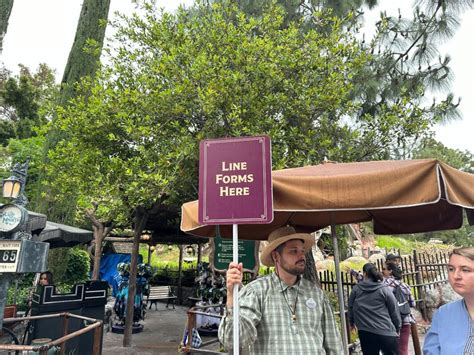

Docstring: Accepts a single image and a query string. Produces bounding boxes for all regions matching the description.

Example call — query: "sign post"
[199,136,273,354]
[0,161,49,329]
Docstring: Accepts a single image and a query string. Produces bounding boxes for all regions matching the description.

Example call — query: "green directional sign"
[212,234,258,273]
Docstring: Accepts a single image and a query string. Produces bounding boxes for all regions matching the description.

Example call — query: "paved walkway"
[102,302,221,355]
[102,303,188,354]
[102,302,425,354]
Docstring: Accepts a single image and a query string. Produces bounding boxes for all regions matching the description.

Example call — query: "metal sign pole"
[233,223,239,355]
[331,217,349,355]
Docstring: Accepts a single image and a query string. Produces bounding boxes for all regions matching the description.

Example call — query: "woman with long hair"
[349,263,401,355]
[39,271,53,286]
[424,247,474,354]
[383,262,415,355]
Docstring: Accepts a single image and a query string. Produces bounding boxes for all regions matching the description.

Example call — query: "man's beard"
[280,259,305,276]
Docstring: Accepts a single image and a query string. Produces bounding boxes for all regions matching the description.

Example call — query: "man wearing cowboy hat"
[218,226,343,354]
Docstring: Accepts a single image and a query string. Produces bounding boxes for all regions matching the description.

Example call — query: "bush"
[150,267,197,287]
[49,246,90,288]
[63,248,90,285]
[7,273,35,311]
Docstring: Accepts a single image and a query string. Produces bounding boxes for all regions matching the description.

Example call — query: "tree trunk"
[0,0,14,54]
[85,206,113,280]
[92,231,104,280]
[59,0,111,106]
[39,0,111,223]
[303,250,321,287]
[123,207,149,347]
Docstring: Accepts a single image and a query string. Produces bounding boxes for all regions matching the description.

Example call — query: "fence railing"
[318,249,450,320]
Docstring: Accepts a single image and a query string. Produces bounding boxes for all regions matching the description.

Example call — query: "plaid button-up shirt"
[218,273,343,354]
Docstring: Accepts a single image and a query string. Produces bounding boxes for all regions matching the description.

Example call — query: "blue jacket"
[423,299,472,355]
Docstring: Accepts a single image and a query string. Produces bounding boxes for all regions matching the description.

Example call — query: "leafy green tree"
[413,137,473,173]
[0,64,57,144]
[0,135,46,207]
[47,1,369,345]
[0,64,57,211]
[351,0,472,159]
[217,0,473,159]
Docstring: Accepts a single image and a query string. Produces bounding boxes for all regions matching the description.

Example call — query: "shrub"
[63,248,90,285]
[7,273,35,311]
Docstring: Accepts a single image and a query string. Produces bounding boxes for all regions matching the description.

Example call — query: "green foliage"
[41,0,472,233]
[45,0,369,227]
[150,266,196,287]
[6,273,35,311]
[63,248,90,284]
[0,135,46,207]
[259,266,274,275]
[413,137,474,173]
[7,286,30,312]
[349,0,473,158]
[0,64,58,142]
[59,0,111,106]
[0,64,58,212]
[48,247,90,287]
[375,235,419,254]
[211,0,473,159]
[318,226,349,259]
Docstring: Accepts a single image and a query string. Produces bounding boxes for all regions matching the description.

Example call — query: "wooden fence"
[318,249,450,319]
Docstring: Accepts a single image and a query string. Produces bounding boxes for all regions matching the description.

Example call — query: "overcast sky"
[2,0,473,153]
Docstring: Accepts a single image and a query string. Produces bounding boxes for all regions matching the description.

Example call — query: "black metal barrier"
[29,280,108,354]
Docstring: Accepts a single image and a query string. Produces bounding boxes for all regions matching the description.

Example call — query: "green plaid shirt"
[218,273,343,354]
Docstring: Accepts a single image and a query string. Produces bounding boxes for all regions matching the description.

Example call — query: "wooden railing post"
[59,313,69,355]
[413,250,428,320]
[92,322,103,355]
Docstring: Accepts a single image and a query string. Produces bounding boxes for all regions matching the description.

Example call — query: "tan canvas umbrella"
[181,159,474,353]
[182,159,473,238]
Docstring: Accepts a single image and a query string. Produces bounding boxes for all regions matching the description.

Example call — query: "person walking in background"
[349,263,401,355]
[423,247,474,355]
[383,262,415,355]
[386,253,402,267]
[218,226,343,354]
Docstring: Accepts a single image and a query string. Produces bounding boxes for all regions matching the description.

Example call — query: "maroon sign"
[199,136,273,225]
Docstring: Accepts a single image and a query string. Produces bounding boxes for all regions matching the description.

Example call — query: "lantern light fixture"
[2,176,22,199]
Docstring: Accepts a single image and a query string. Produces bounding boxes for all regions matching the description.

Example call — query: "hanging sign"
[0,240,21,272]
[198,135,273,225]
[0,204,27,233]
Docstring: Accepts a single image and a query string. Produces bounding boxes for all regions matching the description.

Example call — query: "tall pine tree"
[0,0,14,54]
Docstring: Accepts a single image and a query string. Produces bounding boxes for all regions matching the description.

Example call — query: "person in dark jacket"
[349,263,401,355]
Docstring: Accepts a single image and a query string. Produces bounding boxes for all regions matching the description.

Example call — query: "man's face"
[387,258,401,266]
[448,254,474,298]
[275,239,306,276]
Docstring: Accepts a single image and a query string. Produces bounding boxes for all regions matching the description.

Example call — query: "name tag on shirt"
[306,298,316,309]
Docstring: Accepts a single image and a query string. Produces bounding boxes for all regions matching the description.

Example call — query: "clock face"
[0,204,27,232]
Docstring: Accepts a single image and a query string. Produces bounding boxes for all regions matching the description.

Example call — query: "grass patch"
[375,235,419,254]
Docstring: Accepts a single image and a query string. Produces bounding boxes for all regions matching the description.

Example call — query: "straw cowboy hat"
[260,226,315,267]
